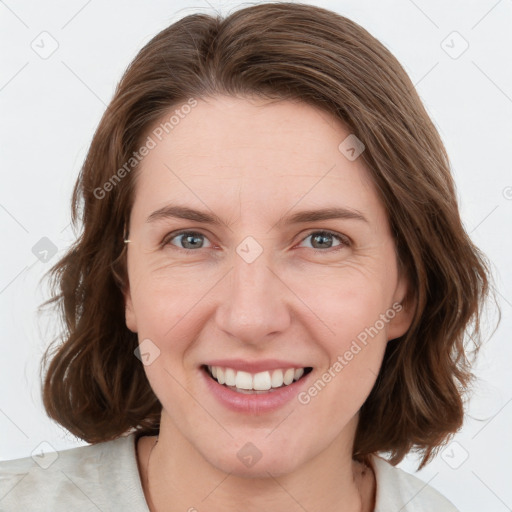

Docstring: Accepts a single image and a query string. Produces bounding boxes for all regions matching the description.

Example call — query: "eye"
[162,230,213,251]
[161,229,350,253]
[297,230,350,252]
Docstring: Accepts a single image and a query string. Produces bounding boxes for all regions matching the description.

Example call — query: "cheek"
[130,268,204,332]
[289,264,394,404]
[291,265,391,343]
[297,292,389,426]
[128,281,201,375]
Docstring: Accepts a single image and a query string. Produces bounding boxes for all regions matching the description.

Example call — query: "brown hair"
[39,1,497,469]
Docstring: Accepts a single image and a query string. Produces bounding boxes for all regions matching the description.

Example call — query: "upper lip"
[203,359,311,373]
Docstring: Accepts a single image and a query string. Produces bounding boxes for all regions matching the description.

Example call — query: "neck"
[137,414,375,512]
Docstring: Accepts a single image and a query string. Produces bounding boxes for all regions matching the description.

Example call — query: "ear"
[124,284,138,333]
[387,273,416,341]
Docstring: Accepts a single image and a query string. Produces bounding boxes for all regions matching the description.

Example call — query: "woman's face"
[125,95,413,476]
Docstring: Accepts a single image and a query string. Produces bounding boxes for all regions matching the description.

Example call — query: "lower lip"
[202,367,311,413]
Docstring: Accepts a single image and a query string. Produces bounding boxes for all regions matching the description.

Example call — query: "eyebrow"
[145,205,369,226]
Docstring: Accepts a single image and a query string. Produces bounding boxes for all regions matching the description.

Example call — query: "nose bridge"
[215,240,291,342]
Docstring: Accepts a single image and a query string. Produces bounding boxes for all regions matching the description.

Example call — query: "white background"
[1,1,511,510]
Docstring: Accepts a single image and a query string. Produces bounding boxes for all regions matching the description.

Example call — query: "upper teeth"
[208,366,305,391]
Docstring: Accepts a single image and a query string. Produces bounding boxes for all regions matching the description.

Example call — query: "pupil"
[183,233,202,249]
[313,233,332,249]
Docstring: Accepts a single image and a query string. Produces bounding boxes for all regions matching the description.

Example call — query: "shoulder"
[0,433,149,512]
[369,454,459,512]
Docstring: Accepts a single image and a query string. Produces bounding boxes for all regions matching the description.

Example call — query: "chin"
[202,441,306,478]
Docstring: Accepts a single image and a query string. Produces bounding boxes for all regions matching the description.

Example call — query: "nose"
[214,247,292,346]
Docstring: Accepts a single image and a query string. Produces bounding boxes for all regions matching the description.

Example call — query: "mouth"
[202,364,313,394]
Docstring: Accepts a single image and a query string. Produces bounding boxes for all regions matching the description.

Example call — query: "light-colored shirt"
[0,433,459,511]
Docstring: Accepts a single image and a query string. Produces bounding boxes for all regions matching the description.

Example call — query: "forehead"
[143,95,355,174]
[130,95,385,227]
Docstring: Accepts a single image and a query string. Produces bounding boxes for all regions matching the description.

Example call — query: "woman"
[0,2,494,511]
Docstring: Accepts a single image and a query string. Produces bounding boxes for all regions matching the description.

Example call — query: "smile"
[203,365,313,394]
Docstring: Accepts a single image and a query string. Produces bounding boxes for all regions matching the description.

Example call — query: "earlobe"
[387,277,416,341]
[387,298,415,341]
[124,288,138,333]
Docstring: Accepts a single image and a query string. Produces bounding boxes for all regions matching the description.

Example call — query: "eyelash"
[160,229,351,254]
